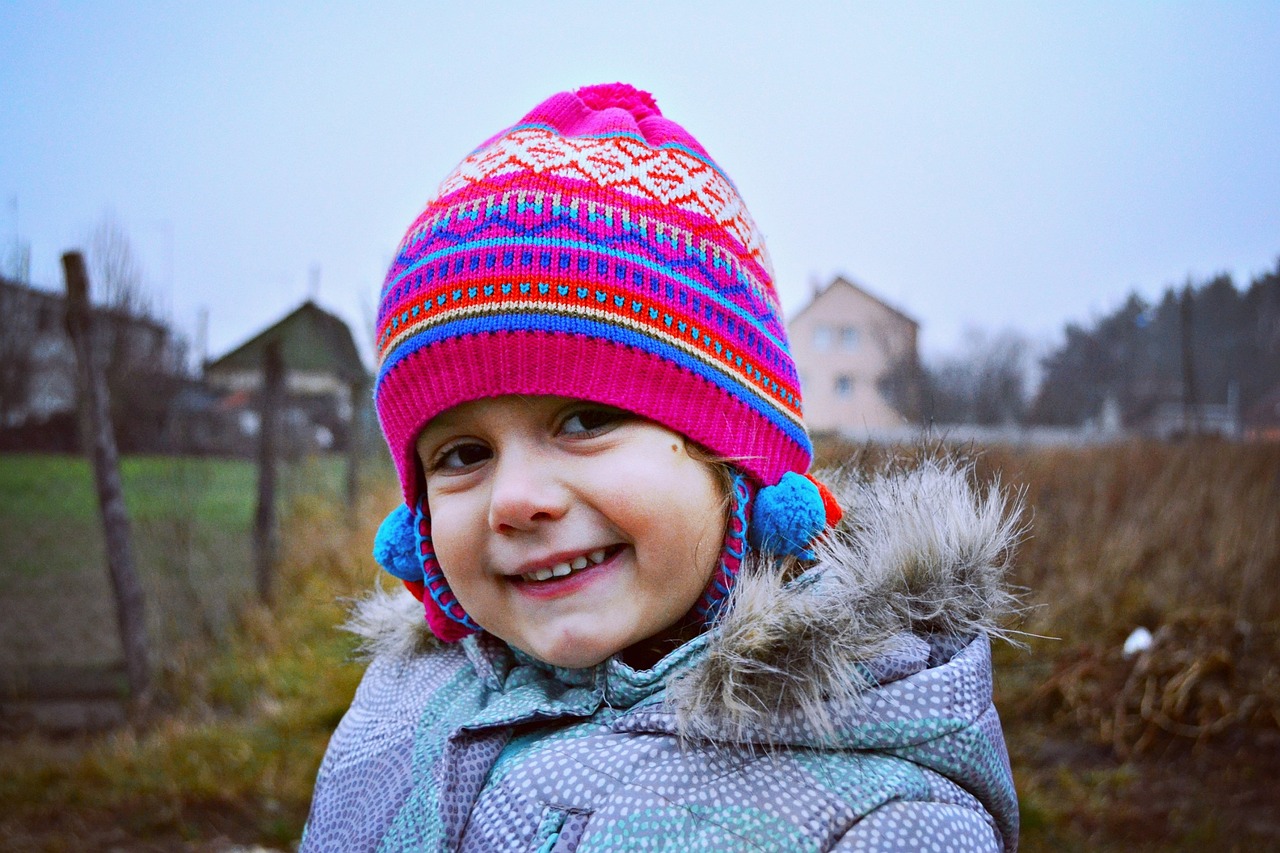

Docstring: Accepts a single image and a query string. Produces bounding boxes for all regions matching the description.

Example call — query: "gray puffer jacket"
[303,460,1022,852]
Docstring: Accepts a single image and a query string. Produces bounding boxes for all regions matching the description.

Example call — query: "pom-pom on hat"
[374,83,810,506]
[372,83,828,641]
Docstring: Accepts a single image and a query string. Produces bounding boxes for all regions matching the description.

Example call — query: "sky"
[3,2,1279,367]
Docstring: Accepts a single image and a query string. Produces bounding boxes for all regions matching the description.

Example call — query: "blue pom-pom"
[748,471,825,559]
[373,504,424,582]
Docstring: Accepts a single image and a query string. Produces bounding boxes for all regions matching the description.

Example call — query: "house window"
[834,374,854,397]
[813,325,832,351]
[840,326,860,350]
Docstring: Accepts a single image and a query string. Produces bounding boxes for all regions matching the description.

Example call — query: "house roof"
[1,275,170,334]
[206,300,368,383]
[790,276,919,328]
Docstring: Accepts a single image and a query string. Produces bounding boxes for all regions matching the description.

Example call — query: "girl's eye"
[432,442,491,471]
[560,406,627,437]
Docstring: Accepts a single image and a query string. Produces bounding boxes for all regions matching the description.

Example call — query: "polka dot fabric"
[301,630,1016,851]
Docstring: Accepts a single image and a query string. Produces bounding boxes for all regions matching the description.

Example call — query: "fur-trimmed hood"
[344,457,1022,744]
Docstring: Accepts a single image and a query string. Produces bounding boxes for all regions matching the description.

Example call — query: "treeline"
[906,261,1280,428]
[1030,262,1280,426]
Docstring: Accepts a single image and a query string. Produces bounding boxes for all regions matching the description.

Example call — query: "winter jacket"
[302,460,1022,852]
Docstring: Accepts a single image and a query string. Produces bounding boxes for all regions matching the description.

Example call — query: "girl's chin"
[514,631,621,670]
[524,647,612,670]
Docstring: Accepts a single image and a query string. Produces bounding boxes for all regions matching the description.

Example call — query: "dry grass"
[984,441,1280,849]
[974,441,1280,761]
[976,440,1280,637]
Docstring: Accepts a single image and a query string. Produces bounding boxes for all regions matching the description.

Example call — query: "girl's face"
[416,394,726,669]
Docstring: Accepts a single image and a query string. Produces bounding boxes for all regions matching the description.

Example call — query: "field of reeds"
[1,440,1278,850]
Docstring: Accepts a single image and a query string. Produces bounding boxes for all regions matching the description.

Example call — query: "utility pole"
[1180,285,1200,437]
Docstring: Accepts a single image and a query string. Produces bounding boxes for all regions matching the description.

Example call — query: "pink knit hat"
[372,83,824,642]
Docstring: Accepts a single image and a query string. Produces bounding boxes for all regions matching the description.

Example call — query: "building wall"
[1,281,78,426]
[788,279,919,432]
[1,278,187,449]
[203,368,354,422]
[205,366,348,397]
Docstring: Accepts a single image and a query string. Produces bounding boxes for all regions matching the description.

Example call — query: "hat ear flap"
[695,470,752,622]
[372,501,480,643]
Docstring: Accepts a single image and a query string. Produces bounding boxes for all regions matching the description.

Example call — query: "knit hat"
[372,83,836,642]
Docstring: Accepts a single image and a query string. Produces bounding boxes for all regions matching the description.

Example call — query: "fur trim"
[666,457,1024,742]
[343,583,438,661]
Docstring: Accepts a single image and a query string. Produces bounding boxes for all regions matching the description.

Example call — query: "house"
[0,276,185,451]
[787,276,921,433]
[204,300,370,452]
[0,277,77,430]
[1139,401,1241,441]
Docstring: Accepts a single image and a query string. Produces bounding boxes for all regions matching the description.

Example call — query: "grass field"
[0,453,347,667]
[1,442,1278,850]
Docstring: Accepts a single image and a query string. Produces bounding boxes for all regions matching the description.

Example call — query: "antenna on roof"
[196,306,209,376]
[308,264,321,301]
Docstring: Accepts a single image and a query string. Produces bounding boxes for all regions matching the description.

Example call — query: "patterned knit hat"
[373,83,836,642]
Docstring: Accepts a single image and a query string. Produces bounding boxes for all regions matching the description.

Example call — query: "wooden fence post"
[254,339,283,605]
[345,378,365,511]
[62,251,150,700]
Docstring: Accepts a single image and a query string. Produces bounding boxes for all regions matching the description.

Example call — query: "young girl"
[303,83,1020,852]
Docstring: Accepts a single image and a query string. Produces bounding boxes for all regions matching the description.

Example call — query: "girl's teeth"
[522,549,614,582]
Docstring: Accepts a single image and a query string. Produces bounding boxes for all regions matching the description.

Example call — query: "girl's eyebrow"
[417,414,468,452]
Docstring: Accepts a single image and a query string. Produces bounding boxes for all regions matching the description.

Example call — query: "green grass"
[0,454,258,577]
[0,452,351,667]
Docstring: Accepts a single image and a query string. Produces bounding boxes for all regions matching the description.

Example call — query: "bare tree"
[89,214,155,319]
[255,341,284,605]
[877,349,926,424]
[922,328,1032,426]
[84,213,188,451]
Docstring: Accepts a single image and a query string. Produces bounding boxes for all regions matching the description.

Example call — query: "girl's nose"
[487,449,569,533]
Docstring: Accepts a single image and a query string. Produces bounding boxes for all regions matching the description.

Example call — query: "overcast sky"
[4,2,1278,365]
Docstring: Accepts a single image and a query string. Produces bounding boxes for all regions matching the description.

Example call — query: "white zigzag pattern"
[435,128,774,276]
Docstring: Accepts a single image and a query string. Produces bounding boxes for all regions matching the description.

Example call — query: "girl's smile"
[511,543,622,588]
[416,394,726,669]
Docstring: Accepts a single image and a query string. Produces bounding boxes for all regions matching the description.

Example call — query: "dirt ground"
[1009,723,1280,851]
